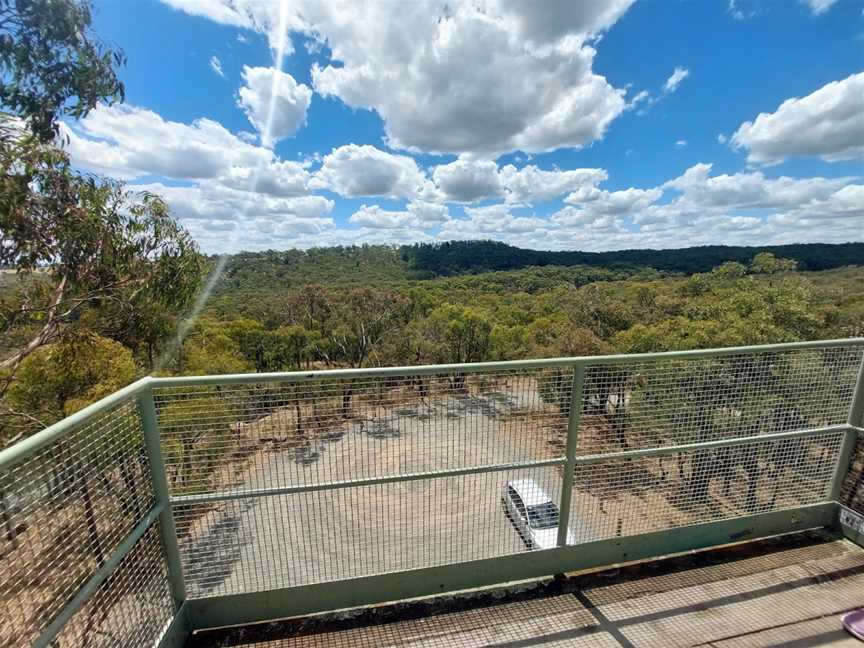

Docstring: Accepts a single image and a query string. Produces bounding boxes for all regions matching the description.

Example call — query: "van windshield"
[526,502,559,529]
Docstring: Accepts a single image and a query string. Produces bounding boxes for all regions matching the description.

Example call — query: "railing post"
[138,386,187,608]
[829,354,864,501]
[557,363,585,547]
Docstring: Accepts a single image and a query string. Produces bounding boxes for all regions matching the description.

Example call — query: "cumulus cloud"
[349,202,450,230]
[237,66,312,146]
[62,103,273,180]
[311,144,429,200]
[60,102,345,252]
[495,0,636,43]
[499,165,607,205]
[431,158,607,204]
[440,204,552,238]
[565,186,663,211]
[662,162,852,208]
[137,182,333,222]
[432,158,503,202]
[730,73,864,165]
[163,0,632,156]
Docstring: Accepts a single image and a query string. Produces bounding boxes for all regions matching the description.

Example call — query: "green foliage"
[0,155,205,375]
[0,0,203,397]
[613,265,825,353]
[401,240,864,276]
[173,317,252,376]
[0,0,125,142]
[215,245,410,292]
[2,333,135,442]
[159,393,237,493]
[419,305,493,364]
[750,252,797,274]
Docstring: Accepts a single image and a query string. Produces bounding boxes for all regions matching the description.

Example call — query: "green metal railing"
[1,339,863,647]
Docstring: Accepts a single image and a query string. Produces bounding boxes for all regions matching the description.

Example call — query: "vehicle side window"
[508,487,526,516]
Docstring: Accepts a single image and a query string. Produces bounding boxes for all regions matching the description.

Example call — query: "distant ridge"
[212,241,864,292]
[400,240,864,276]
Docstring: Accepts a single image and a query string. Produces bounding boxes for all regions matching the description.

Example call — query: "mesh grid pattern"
[52,523,175,647]
[174,466,563,597]
[0,399,156,647]
[568,430,845,543]
[153,368,572,497]
[576,346,863,455]
[152,344,862,600]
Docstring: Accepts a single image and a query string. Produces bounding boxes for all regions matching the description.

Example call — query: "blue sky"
[62,0,863,253]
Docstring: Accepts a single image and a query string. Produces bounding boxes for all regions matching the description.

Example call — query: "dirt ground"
[172,380,841,600]
[174,386,582,598]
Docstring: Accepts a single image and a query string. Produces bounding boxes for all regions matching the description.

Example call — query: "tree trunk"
[341,382,354,419]
[80,472,105,567]
[0,276,67,376]
[1,486,16,547]
[120,454,142,521]
[294,400,303,437]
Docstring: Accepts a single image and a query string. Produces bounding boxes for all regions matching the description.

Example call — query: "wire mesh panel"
[153,368,572,499]
[567,429,846,544]
[0,399,156,646]
[576,345,863,455]
[173,465,564,597]
[52,523,175,647]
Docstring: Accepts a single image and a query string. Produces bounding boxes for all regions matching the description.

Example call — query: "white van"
[502,479,575,549]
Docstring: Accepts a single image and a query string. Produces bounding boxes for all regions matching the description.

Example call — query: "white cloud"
[730,73,864,165]
[802,0,839,15]
[62,103,273,180]
[442,204,552,237]
[61,97,861,254]
[663,162,852,208]
[432,158,503,202]
[627,89,652,110]
[675,139,687,148]
[431,158,607,204]
[717,134,728,144]
[495,0,636,43]
[217,161,310,197]
[349,202,450,230]
[311,144,429,200]
[160,0,291,54]
[135,181,335,252]
[728,1,758,20]
[407,201,450,225]
[663,67,690,94]
[209,55,225,78]
[499,164,607,205]
[629,65,690,114]
[163,0,632,157]
[237,66,312,146]
[771,184,864,225]
[346,205,416,230]
[137,182,333,222]
[559,187,663,229]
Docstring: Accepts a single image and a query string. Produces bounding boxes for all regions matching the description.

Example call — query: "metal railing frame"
[1,338,863,647]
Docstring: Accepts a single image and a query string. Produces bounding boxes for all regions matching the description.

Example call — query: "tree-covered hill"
[213,241,864,291]
[400,240,864,276]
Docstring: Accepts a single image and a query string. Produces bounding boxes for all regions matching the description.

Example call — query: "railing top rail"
[0,376,152,470]
[148,337,864,388]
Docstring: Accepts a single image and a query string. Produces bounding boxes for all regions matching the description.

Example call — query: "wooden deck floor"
[187,531,864,648]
